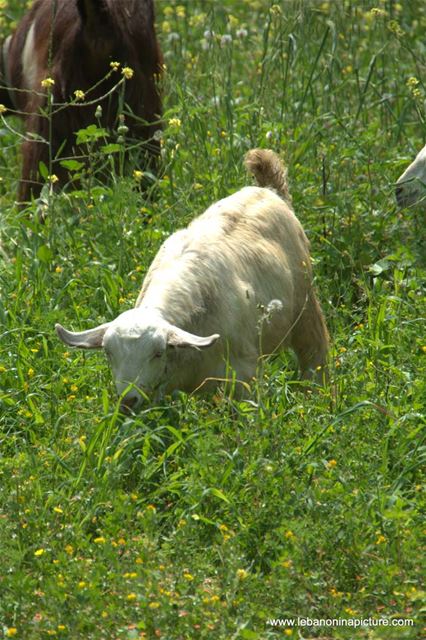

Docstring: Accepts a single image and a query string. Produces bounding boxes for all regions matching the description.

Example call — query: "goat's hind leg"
[290,291,329,385]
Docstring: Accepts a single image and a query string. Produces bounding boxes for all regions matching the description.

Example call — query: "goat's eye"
[152,351,163,359]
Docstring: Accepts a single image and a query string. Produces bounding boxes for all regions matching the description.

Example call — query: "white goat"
[56,149,329,411]
[396,144,426,208]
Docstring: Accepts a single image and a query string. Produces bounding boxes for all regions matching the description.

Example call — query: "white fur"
[396,144,426,208]
[21,22,38,90]
[56,152,329,411]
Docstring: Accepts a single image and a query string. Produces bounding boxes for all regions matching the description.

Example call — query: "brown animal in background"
[0,0,162,204]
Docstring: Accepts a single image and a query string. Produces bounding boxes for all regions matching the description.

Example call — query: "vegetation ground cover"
[0,1,424,638]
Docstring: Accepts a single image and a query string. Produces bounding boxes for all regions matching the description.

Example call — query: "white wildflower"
[220,34,233,47]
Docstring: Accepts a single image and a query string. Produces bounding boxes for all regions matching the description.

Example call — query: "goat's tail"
[244,148,292,205]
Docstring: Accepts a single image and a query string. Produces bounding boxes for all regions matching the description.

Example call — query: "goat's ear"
[55,323,110,349]
[167,327,220,350]
[77,0,109,26]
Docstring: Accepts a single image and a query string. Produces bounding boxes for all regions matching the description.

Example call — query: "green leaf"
[27,398,45,425]
[76,124,109,144]
[369,259,390,275]
[37,245,53,264]
[205,487,231,504]
[239,630,261,639]
[102,389,109,415]
[100,143,122,154]
[60,159,85,171]
[38,161,48,179]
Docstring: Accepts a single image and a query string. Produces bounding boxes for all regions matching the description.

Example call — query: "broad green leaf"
[37,245,53,263]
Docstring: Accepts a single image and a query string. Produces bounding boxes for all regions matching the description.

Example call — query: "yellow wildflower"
[122,66,134,80]
[6,629,18,638]
[406,77,422,98]
[93,536,106,544]
[48,174,59,183]
[236,569,249,580]
[388,19,404,37]
[0,104,7,114]
[110,61,120,71]
[34,548,45,557]
[133,170,144,181]
[127,593,137,601]
[370,7,387,18]
[407,77,419,90]
[168,117,181,128]
[41,77,55,88]
[327,459,337,469]
[74,89,85,101]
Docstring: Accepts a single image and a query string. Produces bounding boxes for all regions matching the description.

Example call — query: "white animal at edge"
[56,149,330,412]
[396,143,426,208]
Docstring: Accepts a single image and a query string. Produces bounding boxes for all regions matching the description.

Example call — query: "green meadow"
[0,1,424,638]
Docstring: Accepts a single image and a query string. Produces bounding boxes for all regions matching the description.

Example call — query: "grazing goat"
[0,0,162,204]
[396,144,426,208]
[56,149,330,411]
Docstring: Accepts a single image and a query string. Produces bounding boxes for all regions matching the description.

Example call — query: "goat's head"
[56,309,220,411]
[396,144,426,209]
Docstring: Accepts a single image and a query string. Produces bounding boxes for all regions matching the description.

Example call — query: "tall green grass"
[0,1,424,638]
